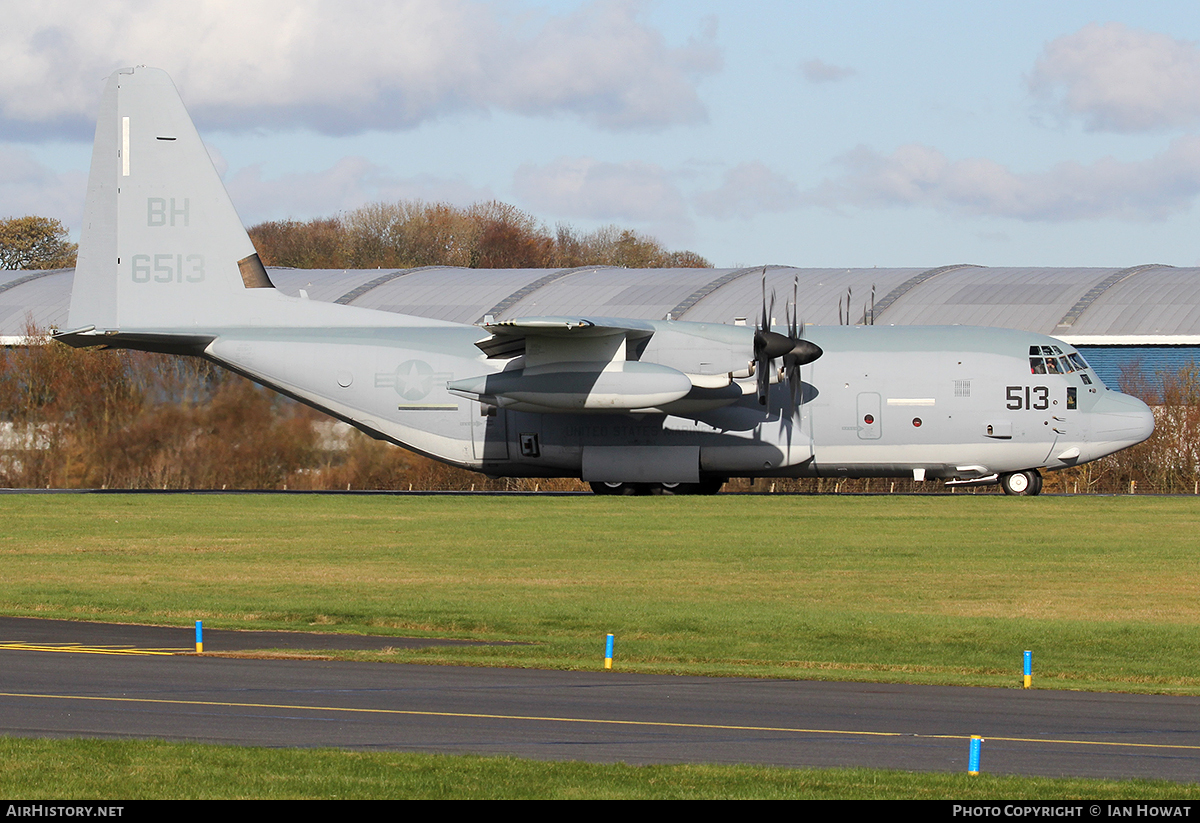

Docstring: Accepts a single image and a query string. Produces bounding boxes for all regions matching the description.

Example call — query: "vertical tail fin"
[68,67,270,333]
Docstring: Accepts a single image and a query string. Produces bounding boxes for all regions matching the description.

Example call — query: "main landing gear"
[999,469,1043,496]
[589,481,725,496]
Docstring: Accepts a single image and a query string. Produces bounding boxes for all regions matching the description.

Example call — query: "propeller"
[752,270,823,407]
[781,276,822,410]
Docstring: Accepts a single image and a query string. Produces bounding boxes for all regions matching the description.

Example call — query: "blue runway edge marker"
[969,736,982,774]
[1024,650,1032,689]
[604,633,614,670]
[195,621,203,654]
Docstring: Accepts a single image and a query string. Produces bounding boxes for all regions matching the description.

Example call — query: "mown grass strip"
[2,737,1197,799]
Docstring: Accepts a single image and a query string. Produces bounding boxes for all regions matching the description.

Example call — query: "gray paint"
[51,68,1155,493]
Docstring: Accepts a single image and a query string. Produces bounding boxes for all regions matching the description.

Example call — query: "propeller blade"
[759,269,770,333]
[790,276,799,339]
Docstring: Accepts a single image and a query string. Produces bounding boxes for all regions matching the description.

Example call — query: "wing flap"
[475,316,654,360]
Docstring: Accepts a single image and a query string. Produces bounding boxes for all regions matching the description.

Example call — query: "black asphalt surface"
[1,619,1198,782]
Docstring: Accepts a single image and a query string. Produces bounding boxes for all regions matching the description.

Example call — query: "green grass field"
[1,493,1198,691]
[4,492,1199,798]
[3,737,1197,800]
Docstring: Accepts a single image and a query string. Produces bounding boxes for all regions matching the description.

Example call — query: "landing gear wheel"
[591,481,725,496]
[590,481,632,496]
[658,481,726,495]
[1000,469,1042,496]
[589,482,654,496]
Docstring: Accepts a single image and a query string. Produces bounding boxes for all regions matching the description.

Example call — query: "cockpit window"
[1028,346,1095,381]
[1064,350,1096,385]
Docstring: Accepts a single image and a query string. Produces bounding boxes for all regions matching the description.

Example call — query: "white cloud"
[1029,22,1200,133]
[811,137,1200,222]
[693,162,800,219]
[0,145,87,227]
[513,156,686,221]
[801,59,856,84]
[223,157,492,224]
[496,2,719,129]
[512,155,692,241]
[0,0,720,139]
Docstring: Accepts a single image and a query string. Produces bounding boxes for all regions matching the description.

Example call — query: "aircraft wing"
[456,315,750,413]
[475,316,655,359]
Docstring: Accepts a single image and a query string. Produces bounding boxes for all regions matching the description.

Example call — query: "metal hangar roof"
[3,263,1198,346]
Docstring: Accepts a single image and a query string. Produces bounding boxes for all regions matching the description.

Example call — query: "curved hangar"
[5,262,1198,388]
[4,262,1168,495]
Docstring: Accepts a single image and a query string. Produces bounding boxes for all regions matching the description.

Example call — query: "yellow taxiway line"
[0,642,180,656]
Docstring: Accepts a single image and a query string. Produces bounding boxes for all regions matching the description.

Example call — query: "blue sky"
[4,0,1200,268]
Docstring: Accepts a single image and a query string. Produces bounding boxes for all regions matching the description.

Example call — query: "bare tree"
[0,216,77,270]
[246,200,711,271]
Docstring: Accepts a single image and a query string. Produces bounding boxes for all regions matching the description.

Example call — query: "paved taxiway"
[2,619,1198,782]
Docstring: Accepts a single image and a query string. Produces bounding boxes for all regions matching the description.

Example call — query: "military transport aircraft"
[56,67,1155,495]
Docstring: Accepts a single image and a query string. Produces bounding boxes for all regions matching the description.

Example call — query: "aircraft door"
[857,393,881,440]
[471,403,509,460]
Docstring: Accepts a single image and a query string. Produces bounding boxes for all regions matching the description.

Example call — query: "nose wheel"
[1000,469,1042,496]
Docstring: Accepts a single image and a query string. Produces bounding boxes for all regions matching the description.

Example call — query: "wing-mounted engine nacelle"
[448,361,692,413]
[455,316,757,415]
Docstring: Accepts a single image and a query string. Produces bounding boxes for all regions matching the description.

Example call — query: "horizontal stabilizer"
[54,327,215,355]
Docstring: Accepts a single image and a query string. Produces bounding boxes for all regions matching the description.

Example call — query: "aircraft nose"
[1092,390,1155,445]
